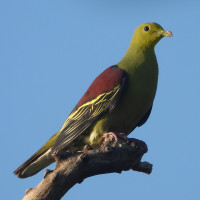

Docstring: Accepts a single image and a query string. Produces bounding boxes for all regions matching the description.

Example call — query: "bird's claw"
[102,132,128,144]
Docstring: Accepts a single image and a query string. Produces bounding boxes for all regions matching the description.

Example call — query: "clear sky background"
[1,1,200,199]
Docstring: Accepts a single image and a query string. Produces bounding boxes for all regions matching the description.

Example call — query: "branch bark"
[22,136,152,200]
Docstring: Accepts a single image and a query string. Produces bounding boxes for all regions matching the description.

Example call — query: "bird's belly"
[105,87,154,133]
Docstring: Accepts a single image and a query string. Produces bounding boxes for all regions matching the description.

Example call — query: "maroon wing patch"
[52,65,128,153]
[77,65,126,107]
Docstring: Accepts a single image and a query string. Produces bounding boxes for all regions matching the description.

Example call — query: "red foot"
[102,132,128,142]
[102,132,118,141]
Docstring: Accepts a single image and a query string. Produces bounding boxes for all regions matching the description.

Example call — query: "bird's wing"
[52,65,128,153]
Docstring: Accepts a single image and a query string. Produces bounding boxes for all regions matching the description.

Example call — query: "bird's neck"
[117,41,156,74]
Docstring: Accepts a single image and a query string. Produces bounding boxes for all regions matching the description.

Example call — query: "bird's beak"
[161,30,173,37]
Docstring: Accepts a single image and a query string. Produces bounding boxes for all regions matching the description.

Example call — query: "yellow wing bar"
[52,85,121,153]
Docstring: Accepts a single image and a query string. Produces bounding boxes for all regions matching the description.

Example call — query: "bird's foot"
[102,132,118,142]
[102,132,128,144]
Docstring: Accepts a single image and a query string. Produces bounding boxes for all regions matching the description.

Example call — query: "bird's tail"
[14,131,60,178]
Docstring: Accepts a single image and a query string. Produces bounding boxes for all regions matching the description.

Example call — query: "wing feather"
[52,66,128,153]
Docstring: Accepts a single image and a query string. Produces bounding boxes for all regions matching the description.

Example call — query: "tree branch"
[22,136,152,200]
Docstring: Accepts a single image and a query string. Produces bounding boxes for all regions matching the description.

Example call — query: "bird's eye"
[144,26,149,32]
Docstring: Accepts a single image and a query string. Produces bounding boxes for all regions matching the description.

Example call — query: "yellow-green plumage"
[87,23,171,146]
[14,22,172,178]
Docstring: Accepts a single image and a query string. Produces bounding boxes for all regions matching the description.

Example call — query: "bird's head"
[132,22,173,49]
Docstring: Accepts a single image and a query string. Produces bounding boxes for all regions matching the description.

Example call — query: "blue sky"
[1,1,200,199]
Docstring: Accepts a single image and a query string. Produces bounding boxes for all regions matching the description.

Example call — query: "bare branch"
[22,136,152,200]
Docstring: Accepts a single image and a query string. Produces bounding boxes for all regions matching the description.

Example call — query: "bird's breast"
[114,63,158,129]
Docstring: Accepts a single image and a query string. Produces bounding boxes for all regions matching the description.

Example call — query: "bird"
[14,22,172,178]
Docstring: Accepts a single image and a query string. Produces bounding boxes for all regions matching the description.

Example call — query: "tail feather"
[14,131,60,178]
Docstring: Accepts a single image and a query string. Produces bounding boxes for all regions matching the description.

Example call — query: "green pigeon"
[14,22,172,178]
